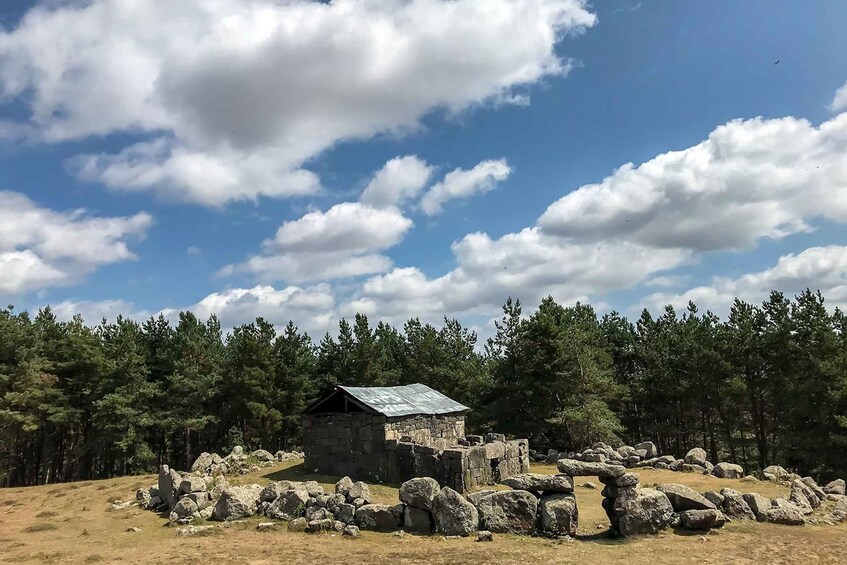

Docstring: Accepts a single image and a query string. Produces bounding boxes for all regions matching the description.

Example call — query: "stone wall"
[302,412,526,492]
[384,414,465,449]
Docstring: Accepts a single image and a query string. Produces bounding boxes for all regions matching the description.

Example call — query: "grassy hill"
[1,460,845,564]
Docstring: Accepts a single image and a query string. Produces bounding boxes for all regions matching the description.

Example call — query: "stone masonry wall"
[303,413,389,480]
[384,414,465,450]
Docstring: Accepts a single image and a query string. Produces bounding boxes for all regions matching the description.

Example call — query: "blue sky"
[1,0,846,338]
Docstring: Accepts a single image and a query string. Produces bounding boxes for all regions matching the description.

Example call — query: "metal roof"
[307,383,469,417]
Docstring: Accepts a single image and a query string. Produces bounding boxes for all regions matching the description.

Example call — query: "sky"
[0,0,846,340]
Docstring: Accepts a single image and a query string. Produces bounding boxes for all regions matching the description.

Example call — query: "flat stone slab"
[501,473,573,493]
[556,459,626,478]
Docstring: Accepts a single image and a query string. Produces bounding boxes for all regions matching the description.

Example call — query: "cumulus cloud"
[420,159,512,215]
[832,81,847,112]
[360,155,433,208]
[0,0,596,205]
[162,284,337,336]
[343,228,688,323]
[645,246,847,315]
[538,113,847,251]
[0,191,151,294]
[223,202,413,283]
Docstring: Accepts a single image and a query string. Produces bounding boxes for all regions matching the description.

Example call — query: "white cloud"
[48,299,152,325]
[344,228,688,324]
[0,0,596,205]
[420,158,512,215]
[224,202,413,283]
[0,190,152,294]
[645,246,847,315]
[360,155,433,208]
[163,284,337,337]
[832,81,847,112]
[538,113,847,251]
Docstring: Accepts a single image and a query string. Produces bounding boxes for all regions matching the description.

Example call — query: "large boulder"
[355,504,400,531]
[251,449,275,462]
[742,492,771,521]
[190,452,223,474]
[831,497,847,522]
[403,505,433,534]
[824,479,846,495]
[613,488,674,536]
[656,484,716,512]
[266,487,309,520]
[684,448,707,467]
[712,462,744,479]
[335,476,354,497]
[801,477,827,502]
[634,441,658,459]
[678,509,726,530]
[763,465,790,481]
[169,497,199,524]
[347,482,372,504]
[212,484,262,521]
[720,488,756,520]
[431,487,479,537]
[476,490,538,535]
[157,465,181,510]
[539,493,578,536]
[501,473,574,493]
[556,459,626,478]
[790,479,821,509]
[466,490,496,508]
[336,503,356,524]
[178,476,207,496]
[259,481,290,503]
[399,477,441,511]
[762,501,805,525]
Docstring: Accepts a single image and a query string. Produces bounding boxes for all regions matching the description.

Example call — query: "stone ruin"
[124,439,847,539]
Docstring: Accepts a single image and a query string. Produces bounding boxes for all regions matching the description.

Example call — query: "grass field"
[1,460,845,564]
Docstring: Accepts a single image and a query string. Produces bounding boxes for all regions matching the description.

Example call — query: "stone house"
[302,383,530,491]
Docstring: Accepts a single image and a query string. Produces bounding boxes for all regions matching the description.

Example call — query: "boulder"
[431,487,479,537]
[251,449,275,462]
[307,518,334,533]
[266,487,309,520]
[403,505,433,534]
[178,476,207,495]
[501,473,574,493]
[341,524,360,537]
[477,530,494,542]
[678,509,726,530]
[656,484,716,512]
[703,490,724,508]
[556,459,626,478]
[600,472,639,487]
[801,477,827,501]
[712,462,744,479]
[158,465,180,510]
[169,498,199,524]
[288,517,308,532]
[259,481,290,503]
[720,488,756,520]
[355,504,400,531]
[347,481,371,504]
[684,448,708,467]
[831,497,847,522]
[634,441,658,458]
[618,446,636,458]
[762,504,806,525]
[763,465,790,481]
[467,490,496,507]
[790,479,821,509]
[335,476,354,497]
[613,488,674,536]
[136,488,152,509]
[211,484,261,521]
[539,492,578,536]
[476,490,538,535]
[190,452,223,474]
[399,477,441,511]
[824,479,846,496]
[334,502,356,524]
[742,492,771,521]
[680,464,706,474]
[304,481,325,497]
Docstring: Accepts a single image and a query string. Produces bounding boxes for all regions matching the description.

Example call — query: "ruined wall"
[303,412,528,492]
[302,413,389,480]
[384,413,465,450]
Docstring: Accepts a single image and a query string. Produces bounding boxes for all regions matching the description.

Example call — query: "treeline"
[1,289,846,487]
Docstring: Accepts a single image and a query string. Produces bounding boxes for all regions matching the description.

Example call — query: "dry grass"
[0,459,845,564]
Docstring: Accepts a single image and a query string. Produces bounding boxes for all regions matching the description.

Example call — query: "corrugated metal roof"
[338,383,469,417]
